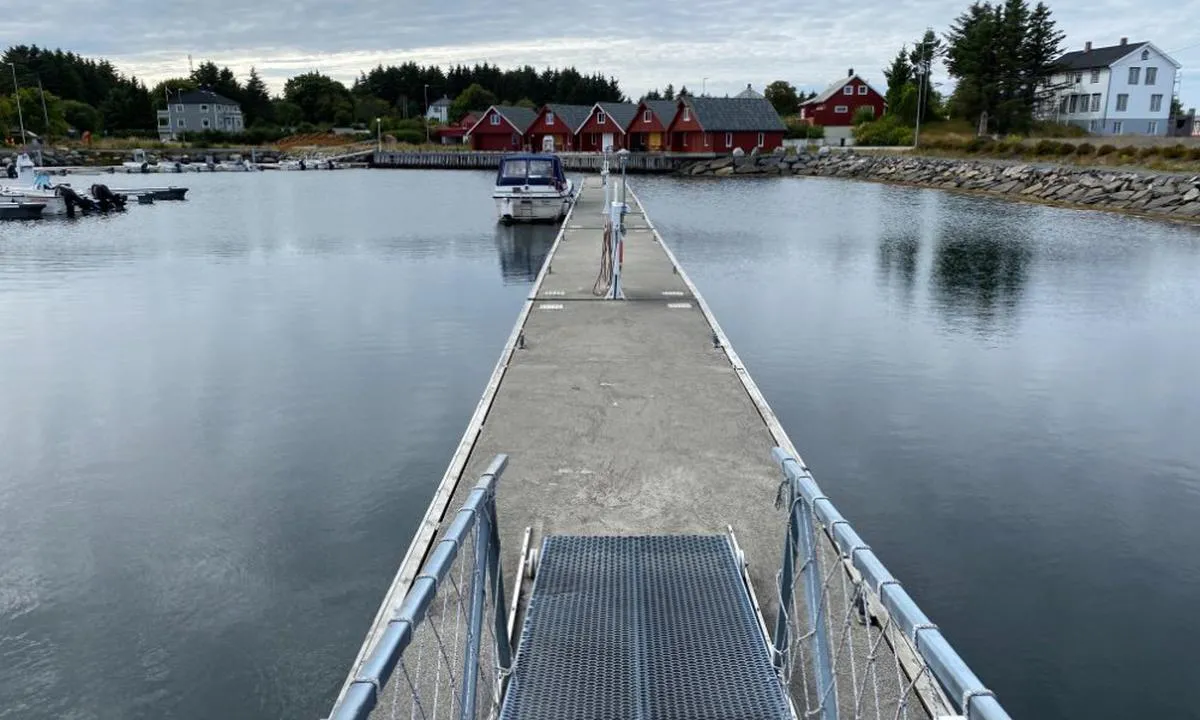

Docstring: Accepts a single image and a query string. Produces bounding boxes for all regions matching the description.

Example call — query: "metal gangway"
[327,453,1010,720]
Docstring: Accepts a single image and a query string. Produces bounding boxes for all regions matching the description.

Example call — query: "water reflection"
[494,224,558,283]
[876,232,921,303]
[930,199,1033,335]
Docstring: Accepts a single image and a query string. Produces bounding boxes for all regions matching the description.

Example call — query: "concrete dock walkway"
[333,175,945,720]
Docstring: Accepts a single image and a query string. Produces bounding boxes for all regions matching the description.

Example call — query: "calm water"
[1,170,1198,719]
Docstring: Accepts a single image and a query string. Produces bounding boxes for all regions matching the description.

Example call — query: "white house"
[426,96,452,123]
[1043,38,1181,136]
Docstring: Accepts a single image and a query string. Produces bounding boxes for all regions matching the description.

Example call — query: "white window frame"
[834,104,849,113]
[177,118,186,128]
[682,107,690,121]
[857,85,868,95]
[200,104,208,111]
[597,110,606,124]
[1148,120,1159,134]
[725,132,733,147]
[757,132,764,147]
[1145,67,1157,85]
[843,85,854,95]
[202,118,210,128]
[704,132,709,147]
[489,113,500,126]
[1112,120,1123,134]
[1088,119,1098,132]
[643,109,651,122]
[1116,94,1129,112]
[1128,67,1140,85]
[1150,94,1163,113]
[546,111,555,125]
[1091,93,1101,112]
[1068,95,1078,113]
[176,104,184,112]
[1090,69,1101,83]
[1141,49,1150,60]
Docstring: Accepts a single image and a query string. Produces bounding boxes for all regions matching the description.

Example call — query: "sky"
[4,0,1200,109]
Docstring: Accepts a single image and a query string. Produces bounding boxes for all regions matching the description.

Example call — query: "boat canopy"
[495,153,566,187]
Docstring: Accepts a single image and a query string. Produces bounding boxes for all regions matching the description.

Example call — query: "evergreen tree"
[663,84,675,100]
[242,67,272,125]
[883,47,913,116]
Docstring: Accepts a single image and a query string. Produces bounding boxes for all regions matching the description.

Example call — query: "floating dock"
[326,176,1010,720]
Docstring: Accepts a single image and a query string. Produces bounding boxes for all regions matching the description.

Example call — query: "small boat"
[0,200,45,220]
[121,149,160,173]
[0,154,69,215]
[493,153,575,224]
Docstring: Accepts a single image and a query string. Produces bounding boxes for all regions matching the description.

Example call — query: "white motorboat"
[0,154,68,215]
[121,148,161,173]
[493,153,575,224]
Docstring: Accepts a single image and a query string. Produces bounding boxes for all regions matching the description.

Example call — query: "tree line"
[2,46,627,140]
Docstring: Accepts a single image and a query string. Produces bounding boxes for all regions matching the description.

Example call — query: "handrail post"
[772,449,837,720]
[459,488,490,720]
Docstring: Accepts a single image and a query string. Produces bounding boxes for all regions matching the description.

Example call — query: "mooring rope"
[592,215,614,296]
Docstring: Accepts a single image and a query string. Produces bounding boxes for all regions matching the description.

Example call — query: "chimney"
[848,68,854,77]
[1120,37,1128,45]
[1085,41,1092,51]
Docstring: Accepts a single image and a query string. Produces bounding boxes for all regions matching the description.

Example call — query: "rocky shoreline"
[1,147,282,167]
[680,151,1200,222]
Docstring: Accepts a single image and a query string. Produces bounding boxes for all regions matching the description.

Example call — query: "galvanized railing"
[332,455,512,720]
[771,447,1011,720]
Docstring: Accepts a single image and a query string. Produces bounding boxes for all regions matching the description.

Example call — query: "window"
[177,118,186,128]
[1068,95,1078,113]
[704,133,709,147]
[546,111,555,125]
[1088,119,1099,132]
[725,132,733,147]
[1059,96,1069,113]
[597,111,606,124]
[1150,94,1163,112]
[1116,94,1128,111]
[1128,67,1140,84]
[1112,120,1123,134]
[1091,69,1101,83]
[757,132,765,147]
[843,85,854,95]
[643,109,651,122]
[860,105,876,118]
[1091,93,1102,112]
[489,113,500,125]
[1145,67,1157,85]
[682,107,690,121]
[1141,49,1150,60]
[857,85,868,95]
[834,105,849,113]
[176,104,184,112]
[200,104,208,111]
[1073,72,1083,83]
[158,116,170,127]
[1148,120,1159,134]
[202,119,210,128]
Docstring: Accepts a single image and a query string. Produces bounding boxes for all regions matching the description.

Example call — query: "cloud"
[10,0,1200,107]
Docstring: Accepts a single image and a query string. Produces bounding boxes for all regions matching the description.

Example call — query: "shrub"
[1033,139,1061,156]
[1138,147,1159,160]
[1117,145,1138,158]
[391,129,426,145]
[1161,144,1187,159]
[1074,142,1095,156]
[964,136,994,153]
[853,116,914,146]
[1057,142,1076,156]
[1097,144,1117,156]
[852,107,876,126]
[1189,147,1200,161]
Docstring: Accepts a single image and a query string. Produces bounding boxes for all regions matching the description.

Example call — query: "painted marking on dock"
[667,302,694,309]
[661,291,686,296]
[544,290,566,296]
[539,303,565,310]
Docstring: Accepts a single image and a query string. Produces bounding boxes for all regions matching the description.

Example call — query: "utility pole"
[913,27,932,148]
[424,84,430,144]
[703,77,709,96]
[7,62,26,146]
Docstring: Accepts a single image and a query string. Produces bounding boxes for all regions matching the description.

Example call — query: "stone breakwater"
[1,148,282,167]
[680,152,1200,221]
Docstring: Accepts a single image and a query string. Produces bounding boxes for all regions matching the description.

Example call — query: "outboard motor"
[4,163,15,179]
[90,183,127,212]
[298,158,306,171]
[56,185,96,218]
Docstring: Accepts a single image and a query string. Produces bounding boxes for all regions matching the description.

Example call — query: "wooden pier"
[370,150,711,173]
[328,177,1009,720]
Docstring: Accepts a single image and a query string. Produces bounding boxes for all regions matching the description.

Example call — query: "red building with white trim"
[799,69,887,127]
[575,102,639,152]
[524,104,593,152]
[466,105,538,151]
[625,100,679,152]
[666,96,786,153]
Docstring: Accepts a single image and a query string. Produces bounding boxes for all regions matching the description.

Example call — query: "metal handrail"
[331,454,512,720]
[771,447,1012,720]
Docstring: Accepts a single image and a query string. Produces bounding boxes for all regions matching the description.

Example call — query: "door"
[602,133,614,152]
[649,132,662,151]
[542,135,555,152]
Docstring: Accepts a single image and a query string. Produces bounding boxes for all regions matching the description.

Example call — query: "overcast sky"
[5,0,1199,109]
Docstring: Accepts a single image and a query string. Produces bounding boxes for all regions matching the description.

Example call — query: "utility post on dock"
[605,149,630,300]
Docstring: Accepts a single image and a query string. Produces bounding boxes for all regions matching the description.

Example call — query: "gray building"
[157,88,245,139]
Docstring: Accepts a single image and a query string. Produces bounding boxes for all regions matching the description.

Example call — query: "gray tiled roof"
[1056,42,1147,70]
[494,105,539,133]
[735,84,764,99]
[596,102,639,131]
[173,88,240,107]
[684,97,786,132]
[646,100,680,125]
[543,104,593,131]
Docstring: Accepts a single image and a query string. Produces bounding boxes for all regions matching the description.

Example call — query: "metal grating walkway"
[499,535,792,720]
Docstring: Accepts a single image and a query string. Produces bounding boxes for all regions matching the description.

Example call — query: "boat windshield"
[497,156,562,186]
[500,160,528,180]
